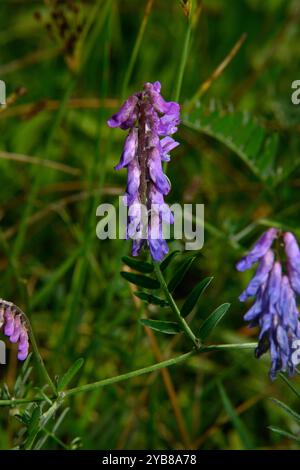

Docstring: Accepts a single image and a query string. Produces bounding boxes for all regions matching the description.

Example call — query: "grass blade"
[218,381,253,449]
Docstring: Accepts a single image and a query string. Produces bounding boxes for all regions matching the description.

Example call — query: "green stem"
[121,0,154,100]
[153,261,201,349]
[0,396,45,406]
[22,312,57,397]
[64,351,194,398]
[173,21,192,103]
[0,343,257,406]
[64,343,257,398]
[163,2,196,173]
[200,343,257,353]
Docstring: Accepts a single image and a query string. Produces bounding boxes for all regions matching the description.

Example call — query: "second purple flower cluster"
[237,228,300,379]
[0,300,29,360]
[107,81,180,261]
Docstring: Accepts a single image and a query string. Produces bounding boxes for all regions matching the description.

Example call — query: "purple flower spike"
[237,229,300,379]
[268,274,300,379]
[236,228,278,272]
[0,300,30,361]
[254,263,300,379]
[108,81,180,261]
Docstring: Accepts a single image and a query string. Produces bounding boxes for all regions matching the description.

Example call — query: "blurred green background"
[0,0,300,450]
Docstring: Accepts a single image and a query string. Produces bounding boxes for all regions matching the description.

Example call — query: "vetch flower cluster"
[237,228,300,379]
[107,81,180,261]
[0,299,29,360]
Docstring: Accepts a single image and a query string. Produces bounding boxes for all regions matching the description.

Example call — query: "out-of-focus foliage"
[0,0,300,450]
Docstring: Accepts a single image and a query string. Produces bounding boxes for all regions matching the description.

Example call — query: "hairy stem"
[63,343,256,398]
[0,343,257,406]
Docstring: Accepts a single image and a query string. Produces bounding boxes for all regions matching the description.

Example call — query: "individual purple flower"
[236,228,278,272]
[125,159,141,205]
[284,232,300,295]
[158,112,180,136]
[239,250,274,302]
[148,183,174,225]
[243,282,266,324]
[148,147,170,195]
[127,196,147,240]
[4,307,15,336]
[108,81,180,261]
[107,95,139,129]
[0,299,29,361]
[237,229,300,379]
[114,128,138,170]
[18,330,29,361]
[160,137,179,162]
[148,211,169,261]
